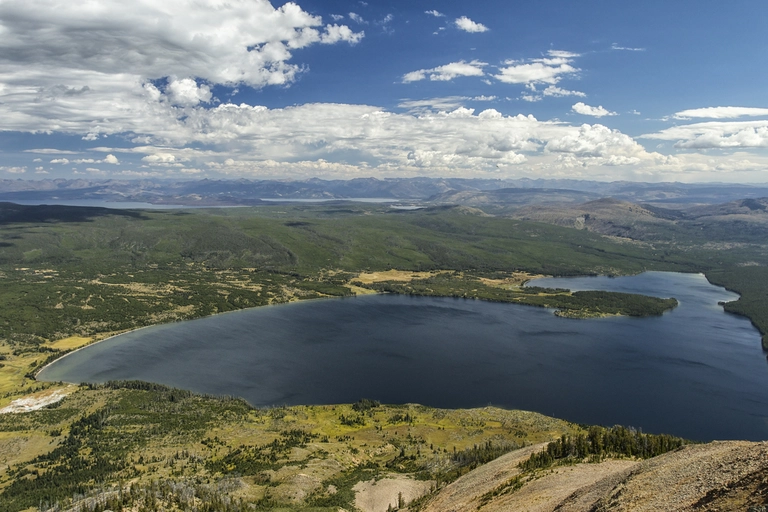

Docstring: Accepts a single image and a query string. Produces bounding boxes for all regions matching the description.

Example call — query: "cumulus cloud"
[572,102,617,117]
[546,124,643,159]
[642,120,768,149]
[672,106,768,119]
[425,10,445,17]
[495,50,579,85]
[522,84,586,102]
[166,78,213,107]
[455,16,488,33]
[0,166,27,174]
[13,95,743,180]
[542,85,586,98]
[0,0,363,95]
[402,60,486,83]
[116,103,673,177]
[321,25,365,44]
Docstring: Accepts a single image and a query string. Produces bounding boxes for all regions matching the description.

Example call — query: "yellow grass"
[346,284,378,295]
[354,270,445,284]
[45,336,93,351]
[0,352,45,400]
[478,271,547,288]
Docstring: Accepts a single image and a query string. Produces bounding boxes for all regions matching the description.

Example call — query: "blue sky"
[0,0,767,182]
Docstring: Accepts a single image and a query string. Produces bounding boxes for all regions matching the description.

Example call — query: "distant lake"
[39,272,768,441]
[7,199,211,209]
[7,198,399,208]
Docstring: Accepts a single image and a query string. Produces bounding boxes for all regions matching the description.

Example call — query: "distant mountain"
[2,177,768,206]
[507,196,768,243]
[428,187,601,208]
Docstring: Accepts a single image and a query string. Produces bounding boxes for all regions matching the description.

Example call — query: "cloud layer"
[0,0,363,89]
[0,1,764,183]
[673,107,768,119]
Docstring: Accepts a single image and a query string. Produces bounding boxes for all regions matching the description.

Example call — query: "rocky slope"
[421,441,768,512]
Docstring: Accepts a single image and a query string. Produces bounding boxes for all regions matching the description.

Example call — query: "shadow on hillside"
[0,202,145,225]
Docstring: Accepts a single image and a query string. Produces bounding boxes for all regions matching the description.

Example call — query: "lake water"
[7,199,207,209]
[38,271,768,441]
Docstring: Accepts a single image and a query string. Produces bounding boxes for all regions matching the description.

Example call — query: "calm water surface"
[39,271,768,441]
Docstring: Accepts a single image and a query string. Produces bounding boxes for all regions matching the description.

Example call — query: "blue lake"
[38,271,768,441]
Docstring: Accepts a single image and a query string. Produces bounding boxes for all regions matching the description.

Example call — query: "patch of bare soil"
[354,475,434,512]
[483,460,636,512]
[0,385,75,413]
[422,443,548,512]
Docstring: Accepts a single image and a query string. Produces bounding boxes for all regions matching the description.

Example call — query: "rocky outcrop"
[422,441,768,512]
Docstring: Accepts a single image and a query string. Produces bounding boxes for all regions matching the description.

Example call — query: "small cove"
[39,271,768,441]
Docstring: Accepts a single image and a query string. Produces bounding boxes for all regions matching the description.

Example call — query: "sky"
[0,0,767,183]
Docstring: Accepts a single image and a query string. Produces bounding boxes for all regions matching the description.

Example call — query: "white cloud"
[50,158,70,164]
[23,149,79,155]
[330,14,344,21]
[0,166,26,174]
[545,124,644,159]
[104,154,119,164]
[572,102,617,117]
[166,78,212,107]
[142,153,177,164]
[321,25,365,44]
[495,50,580,85]
[611,44,645,51]
[455,16,488,33]
[402,60,486,83]
[672,106,768,120]
[542,85,586,98]
[349,12,367,24]
[425,10,445,17]
[398,95,498,111]
[522,85,586,102]
[642,120,768,149]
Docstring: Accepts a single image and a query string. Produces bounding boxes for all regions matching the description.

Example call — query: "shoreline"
[34,290,377,381]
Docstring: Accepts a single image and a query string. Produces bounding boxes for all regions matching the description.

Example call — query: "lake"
[38,271,768,441]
